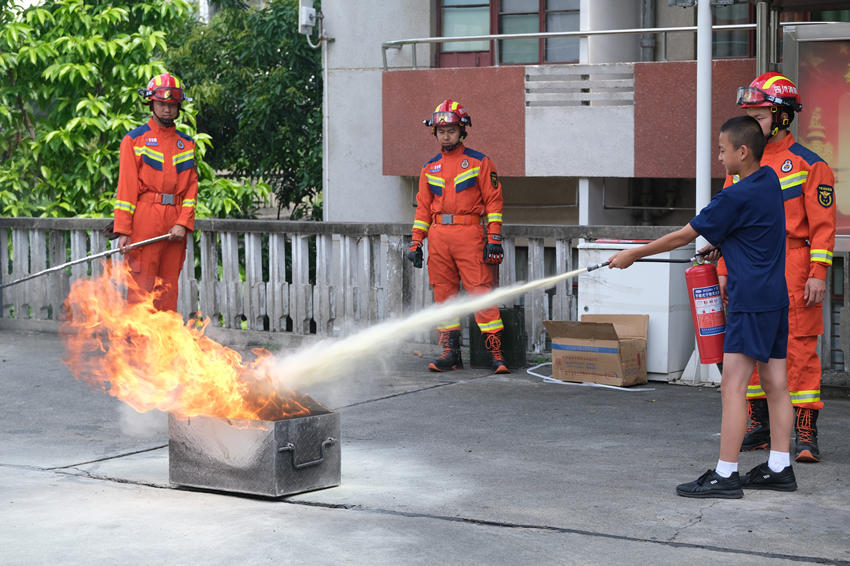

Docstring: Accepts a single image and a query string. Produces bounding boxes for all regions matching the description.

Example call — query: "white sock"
[715,459,738,478]
[768,450,790,473]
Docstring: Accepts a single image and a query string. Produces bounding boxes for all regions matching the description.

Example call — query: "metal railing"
[381,21,836,71]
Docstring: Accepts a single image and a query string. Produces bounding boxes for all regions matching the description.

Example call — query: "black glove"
[407,241,423,268]
[483,234,504,265]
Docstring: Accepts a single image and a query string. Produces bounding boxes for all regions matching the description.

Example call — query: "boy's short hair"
[720,115,767,161]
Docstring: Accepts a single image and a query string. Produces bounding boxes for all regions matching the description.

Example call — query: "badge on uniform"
[781,159,793,173]
[461,159,469,169]
[430,164,442,173]
[490,172,499,188]
[146,138,158,146]
[177,139,184,149]
[818,184,834,208]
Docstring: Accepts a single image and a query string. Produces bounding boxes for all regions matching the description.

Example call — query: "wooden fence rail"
[1,217,845,368]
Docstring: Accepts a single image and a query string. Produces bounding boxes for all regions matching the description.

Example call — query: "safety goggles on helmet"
[139,86,192,104]
[423,110,471,128]
[736,86,801,111]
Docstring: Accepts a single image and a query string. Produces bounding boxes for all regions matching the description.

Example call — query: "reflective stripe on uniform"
[790,389,821,404]
[810,248,833,265]
[478,318,504,333]
[413,219,430,232]
[746,385,765,399]
[454,167,480,192]
[438,320,461,331]
[181,198,196,209]
[487,212,502,223]
[114,200,136,214]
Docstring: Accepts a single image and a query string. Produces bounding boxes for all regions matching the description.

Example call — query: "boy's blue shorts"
[723,308,788,363]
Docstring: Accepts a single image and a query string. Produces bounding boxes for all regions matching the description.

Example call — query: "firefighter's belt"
[139,192,181,206]
[433,213,481,226]
[787,238,809,249]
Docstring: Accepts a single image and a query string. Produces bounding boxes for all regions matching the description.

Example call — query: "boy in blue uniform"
[608,116,796,498]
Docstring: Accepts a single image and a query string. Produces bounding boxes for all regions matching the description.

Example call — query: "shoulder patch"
[817,184,834,208]
[126,123,151,140]
[463,147,486,161]
[490,171,499,188]
[789,143,825,166]
[423,153,442,168]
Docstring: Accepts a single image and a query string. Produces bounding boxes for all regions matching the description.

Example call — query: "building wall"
[321,0,431,223]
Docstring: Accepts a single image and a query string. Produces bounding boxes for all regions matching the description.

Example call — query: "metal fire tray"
[168,407,340,498]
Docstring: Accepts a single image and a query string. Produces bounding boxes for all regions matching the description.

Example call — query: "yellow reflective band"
[487,213,502,223]
[425,174,445,187]
[790,390,820,404]
[114,200,136,214]
[154,75,162,86]
[810,249,833,265]
[779,171,807,189]
[173,149,194,165]
[454,167,480,185]
[451,101,459,111]
[438,321,461,331]
[762,74,786,89]
[413,220,430,231]
[134,146,164,162]
[746,385,765,399]
[478,319,504,332]
[181,199,196,208]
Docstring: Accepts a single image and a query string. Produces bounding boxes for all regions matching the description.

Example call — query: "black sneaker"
[741,462,797,491]
[676,469,743,499]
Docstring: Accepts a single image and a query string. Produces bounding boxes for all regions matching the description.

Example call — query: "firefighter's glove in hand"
[483,234,504,265]
[407,241,424,268]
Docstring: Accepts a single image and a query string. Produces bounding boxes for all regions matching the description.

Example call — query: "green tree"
[0,0,267,218]
[166,0,323,219]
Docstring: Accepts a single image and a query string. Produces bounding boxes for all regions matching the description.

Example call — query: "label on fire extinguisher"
[692,285,726,336]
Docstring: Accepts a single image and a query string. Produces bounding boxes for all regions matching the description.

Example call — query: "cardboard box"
[543,314,649,387]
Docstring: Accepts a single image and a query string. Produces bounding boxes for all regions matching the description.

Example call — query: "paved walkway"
[1,327,849,565]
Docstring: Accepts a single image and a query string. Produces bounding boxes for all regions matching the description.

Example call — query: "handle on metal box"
[278,437,337,470]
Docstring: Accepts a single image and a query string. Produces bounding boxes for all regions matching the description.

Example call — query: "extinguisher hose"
[584,250,712,272]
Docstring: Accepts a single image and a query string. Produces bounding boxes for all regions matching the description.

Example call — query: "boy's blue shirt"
[690,165,788,313]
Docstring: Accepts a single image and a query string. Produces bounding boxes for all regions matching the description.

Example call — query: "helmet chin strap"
[152,104,179,127]
[769,106,790,138]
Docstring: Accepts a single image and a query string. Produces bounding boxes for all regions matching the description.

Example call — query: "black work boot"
[794,407,820,463]
[741,462,797,491]
[741,398,770,452]
[484,330,510,374]
[429,330,463,372]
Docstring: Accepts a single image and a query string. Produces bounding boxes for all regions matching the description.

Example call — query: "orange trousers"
[748,245,824,409]
[125,198,187,312]
[427,223,503,334]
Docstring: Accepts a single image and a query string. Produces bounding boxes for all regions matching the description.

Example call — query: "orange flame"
[61,263,321,421]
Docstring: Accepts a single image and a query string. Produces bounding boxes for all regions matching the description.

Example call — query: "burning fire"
[61,263,320,421]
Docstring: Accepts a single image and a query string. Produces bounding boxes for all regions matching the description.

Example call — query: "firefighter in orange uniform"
[719,73,835,462]
[407,99,510,374]
[113,72,198,312]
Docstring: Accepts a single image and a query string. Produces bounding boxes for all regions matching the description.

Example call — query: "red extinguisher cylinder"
[685,262,726,364]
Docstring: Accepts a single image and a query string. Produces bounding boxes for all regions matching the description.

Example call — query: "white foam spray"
[265,266,590,392]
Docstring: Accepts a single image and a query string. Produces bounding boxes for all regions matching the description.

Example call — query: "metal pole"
[0,234,170,289]
[695,0,712,235]
[756,1,768,75]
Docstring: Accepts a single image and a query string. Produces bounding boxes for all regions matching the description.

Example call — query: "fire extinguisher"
[685,260,725,364]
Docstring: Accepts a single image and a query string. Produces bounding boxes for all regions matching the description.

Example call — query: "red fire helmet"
[138,72,192,104]
[736,72,802,112]
[423,99,472,128]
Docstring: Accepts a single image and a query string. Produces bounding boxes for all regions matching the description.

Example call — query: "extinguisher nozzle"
[585,261,610,272]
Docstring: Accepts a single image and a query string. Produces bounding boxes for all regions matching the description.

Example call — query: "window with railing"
[438,0,579,67]
[712,1,753,58]
[500,0,579,64]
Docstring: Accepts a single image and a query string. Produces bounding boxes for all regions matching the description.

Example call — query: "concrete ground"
[1,327,849,566]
